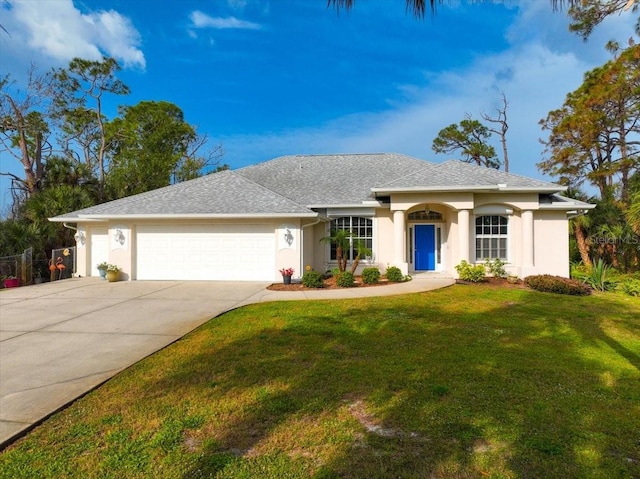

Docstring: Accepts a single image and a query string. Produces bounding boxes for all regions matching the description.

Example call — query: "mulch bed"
[268,276,528,291]
[267,275,394,291]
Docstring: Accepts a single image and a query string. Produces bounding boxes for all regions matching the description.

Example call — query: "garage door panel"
[136,225,275,281]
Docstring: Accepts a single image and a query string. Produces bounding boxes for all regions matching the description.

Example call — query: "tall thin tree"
[481,92,510,172]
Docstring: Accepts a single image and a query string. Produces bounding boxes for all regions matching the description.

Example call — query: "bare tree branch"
[481,92,510,172]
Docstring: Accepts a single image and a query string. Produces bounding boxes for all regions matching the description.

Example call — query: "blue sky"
[0,0,635,213]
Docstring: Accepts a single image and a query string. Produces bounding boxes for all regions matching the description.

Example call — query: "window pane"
[329,217,372,261]
[475,215,508,261]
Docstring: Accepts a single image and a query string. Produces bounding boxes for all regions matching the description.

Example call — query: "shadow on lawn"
[158,288,640,479]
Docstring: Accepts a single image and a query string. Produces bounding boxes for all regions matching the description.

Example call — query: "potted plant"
[105,264,120,282]
[97,262,108,280]
[4,276,20,288]
[279,267,295,285]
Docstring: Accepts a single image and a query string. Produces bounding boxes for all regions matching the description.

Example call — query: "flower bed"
[267,275,392,291]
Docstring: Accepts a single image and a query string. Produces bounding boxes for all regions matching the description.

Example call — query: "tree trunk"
[350,255,361,274]
[574,222,592,267]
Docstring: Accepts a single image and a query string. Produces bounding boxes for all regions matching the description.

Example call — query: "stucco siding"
[375,209,394,269]
[77,219,305,282]
[533,211,570,277]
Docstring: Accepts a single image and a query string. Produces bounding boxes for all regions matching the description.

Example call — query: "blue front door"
[415,225,436,271]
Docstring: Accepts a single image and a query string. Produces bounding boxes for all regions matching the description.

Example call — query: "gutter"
[371,185,566,194]
[49,212,319,222]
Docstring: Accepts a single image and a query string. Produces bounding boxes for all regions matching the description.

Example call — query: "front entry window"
[475,215,508,260]
[329,217,373,261]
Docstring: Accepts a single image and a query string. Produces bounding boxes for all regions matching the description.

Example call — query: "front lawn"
[1,285,638,478]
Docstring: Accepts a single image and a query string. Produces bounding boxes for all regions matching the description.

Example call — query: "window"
[408,210,443,222]
[475,215,508,260]
[329,217,373,261]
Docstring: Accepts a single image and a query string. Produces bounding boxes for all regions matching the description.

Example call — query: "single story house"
[50,153,594,281]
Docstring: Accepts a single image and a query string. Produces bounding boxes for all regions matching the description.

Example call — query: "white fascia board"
[75,212,319,220]
[371,186,497,193]
[48,217,107,223]
[306,203,373,208]
[372,185,565,194]
[539,203,596,211]
[361,200,386,206]
[498,186,567,193]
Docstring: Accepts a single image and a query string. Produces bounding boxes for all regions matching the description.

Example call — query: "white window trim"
[474,215,509,262]
[327,216,375,263]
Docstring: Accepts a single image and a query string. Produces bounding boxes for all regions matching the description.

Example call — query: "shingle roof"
[52,170,314,220]
[377,160,562,191]
[237,153,433,205]
[52,154,568,221]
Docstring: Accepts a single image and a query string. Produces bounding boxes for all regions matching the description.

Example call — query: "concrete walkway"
[0,275,453,448]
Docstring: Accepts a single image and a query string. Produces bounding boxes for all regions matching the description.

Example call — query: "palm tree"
[329,1,587,17]
[566,187,592,267]
[349,238,372,274]
[328,0,636,39]
[628,191,640,235]
[319,229,351,273]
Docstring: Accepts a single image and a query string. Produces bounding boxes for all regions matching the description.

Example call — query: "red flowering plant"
[279,267,295,277]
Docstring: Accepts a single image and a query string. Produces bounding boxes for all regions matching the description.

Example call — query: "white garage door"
[136,224,276,281]
[90,228,109,277]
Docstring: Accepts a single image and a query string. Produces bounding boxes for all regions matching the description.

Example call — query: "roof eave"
[306,203,380,209]
[372,185,565,194]
[50,212,318,222]
[539,203,597,211]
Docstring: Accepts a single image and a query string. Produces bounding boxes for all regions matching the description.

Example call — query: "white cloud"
[220,2,638,184]
[227,0,248,12]
[220,34,606,182]
[189,10,262,30]
[2,0,145,69]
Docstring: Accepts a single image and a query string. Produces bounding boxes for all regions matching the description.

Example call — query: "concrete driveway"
[0,278,270,448]
[0,274,454,449]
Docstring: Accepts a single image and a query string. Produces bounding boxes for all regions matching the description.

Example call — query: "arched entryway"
[407,207,446,272]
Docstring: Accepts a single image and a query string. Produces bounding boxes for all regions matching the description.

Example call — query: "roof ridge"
[439,159,558,186]
[378,160,438,187]
[231,169,313,212]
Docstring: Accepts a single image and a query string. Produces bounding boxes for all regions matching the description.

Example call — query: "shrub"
[570,261,589,280]
[620,279,640,297]
[455,260,486,283]
[302,270,324,288]
[361,267,380,284]
[485,258,507,278]
[580,259,617,292]
[385,266,404,282]
[524,275,591,296]
[336,271,355,287]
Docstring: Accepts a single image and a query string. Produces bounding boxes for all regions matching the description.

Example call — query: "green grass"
[1,285,639,479]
